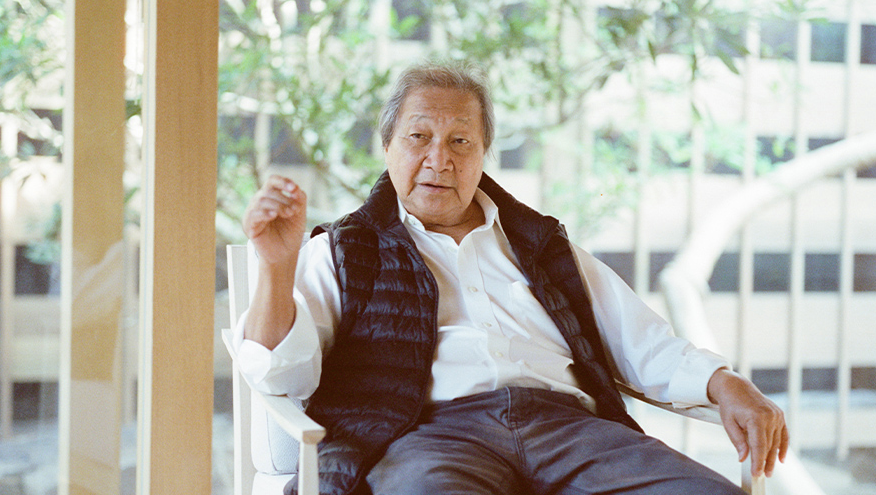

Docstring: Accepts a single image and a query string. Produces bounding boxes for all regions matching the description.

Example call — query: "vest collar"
[360,170,564,255]
[476,172,564,256]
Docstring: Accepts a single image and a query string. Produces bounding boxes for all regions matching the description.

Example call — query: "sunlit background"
[1,0,875,493]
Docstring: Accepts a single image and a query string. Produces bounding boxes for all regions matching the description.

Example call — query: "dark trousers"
[367,387,745,495]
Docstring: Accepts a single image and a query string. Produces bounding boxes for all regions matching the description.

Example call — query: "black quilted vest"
[291,171,641,495]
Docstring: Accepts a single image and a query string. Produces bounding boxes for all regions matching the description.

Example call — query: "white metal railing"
[659,130,876,494]
[642,0,876,481]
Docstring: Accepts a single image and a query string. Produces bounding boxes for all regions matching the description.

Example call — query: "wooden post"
[59,0,127,493]
[136,0,219,493]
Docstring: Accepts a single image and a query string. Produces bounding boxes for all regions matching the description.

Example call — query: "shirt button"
[495,351,504,358]
[468,286,479,293]
[481,322,492,329]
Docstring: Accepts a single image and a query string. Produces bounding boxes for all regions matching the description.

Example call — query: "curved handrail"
[660,129,876,350]
[659,129,876,495]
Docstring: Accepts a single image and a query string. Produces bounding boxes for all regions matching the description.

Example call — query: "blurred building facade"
[1,0,876,493]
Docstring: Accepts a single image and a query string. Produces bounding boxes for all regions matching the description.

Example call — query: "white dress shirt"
[233,189,730,411]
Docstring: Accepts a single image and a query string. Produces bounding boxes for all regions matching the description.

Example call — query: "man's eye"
[411,133,427,140]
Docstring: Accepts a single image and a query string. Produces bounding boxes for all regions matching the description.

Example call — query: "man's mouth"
[419,181,451,191]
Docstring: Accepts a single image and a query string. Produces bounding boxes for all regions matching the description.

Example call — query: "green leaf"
[716,49,740,74]
[126,99,142,120]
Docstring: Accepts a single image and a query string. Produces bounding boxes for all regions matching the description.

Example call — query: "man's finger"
[259,184,299,206]
[723,418,749,462]
[243,207,276,238]
[747,421,768,477]
[779,424,790,462]
[266,175,300,198]
[764,422,789,476]
[763,433,779,477]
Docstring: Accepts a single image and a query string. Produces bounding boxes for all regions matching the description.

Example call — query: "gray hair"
[378,61,495,152]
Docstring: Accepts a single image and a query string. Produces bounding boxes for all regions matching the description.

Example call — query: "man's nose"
[424,140,452,171]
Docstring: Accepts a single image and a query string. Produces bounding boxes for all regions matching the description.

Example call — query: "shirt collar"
[397,188,503,235]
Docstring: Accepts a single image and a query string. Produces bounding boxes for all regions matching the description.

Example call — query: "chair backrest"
[226,244,299,495]
[226,244,256,495]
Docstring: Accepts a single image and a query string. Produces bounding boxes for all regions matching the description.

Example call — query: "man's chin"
[406,198,463,222]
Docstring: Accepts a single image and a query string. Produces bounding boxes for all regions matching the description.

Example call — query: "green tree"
[216,0,768,243]
[218,0,393,242]
[0,0,64,266]
[0,0,64,173]
[3,0,800,246]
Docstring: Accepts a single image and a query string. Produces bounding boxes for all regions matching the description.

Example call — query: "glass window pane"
[804,253,839,292]
[272,117,309,166]
[861,24,876,64]
[14,246,60,296]
[649,251,675,293]
[854,254,876,292]
[761,19,797,60]
[709,252,741,292]
[1,1,66,488]
[808,137,842,151]
[500,136,536,170]
[810,21,847,63]
[857,166,876,179]
[754,252,790,292]
[757,135,795,165]
[593,252,635,290]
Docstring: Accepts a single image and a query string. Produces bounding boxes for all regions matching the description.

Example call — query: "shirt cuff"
[666,349,732,408]
[232,298,322,397]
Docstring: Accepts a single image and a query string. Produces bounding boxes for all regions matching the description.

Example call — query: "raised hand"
[241,175,308,349]
[243,175,308,265]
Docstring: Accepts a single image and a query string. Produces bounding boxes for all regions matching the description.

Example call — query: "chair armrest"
[251,388,325,495]
[221,328,326,445]
[221,328,326,495]
[253,392,326,445]
[615,380,721,425]
[616,380,766,495]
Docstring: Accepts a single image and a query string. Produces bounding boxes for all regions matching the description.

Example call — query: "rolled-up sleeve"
[572,244,730,408]
[233,297,323,397]
[231,234,340,398]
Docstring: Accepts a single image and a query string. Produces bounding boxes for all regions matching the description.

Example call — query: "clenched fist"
[243,175,308,265]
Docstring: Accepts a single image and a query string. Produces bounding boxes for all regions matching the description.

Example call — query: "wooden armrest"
[615,380,722,425]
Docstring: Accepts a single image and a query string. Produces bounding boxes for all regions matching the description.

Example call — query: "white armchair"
[222,244,324,495]
[222,244,765,495]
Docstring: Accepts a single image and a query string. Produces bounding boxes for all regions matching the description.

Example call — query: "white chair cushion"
[253,471,295,495]
[246,240,303,478]
[251,396,301,475]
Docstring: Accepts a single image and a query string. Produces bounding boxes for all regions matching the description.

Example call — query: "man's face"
[384,86,485,230]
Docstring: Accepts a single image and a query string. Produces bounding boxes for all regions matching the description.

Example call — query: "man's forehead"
[400,88,481,125]
[407,113,473,124]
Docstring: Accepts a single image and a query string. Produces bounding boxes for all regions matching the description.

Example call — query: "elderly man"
[236,61,788,495]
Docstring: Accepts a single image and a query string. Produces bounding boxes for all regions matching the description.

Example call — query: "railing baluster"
[785,18,811,452]
[633,60,652,298]
[837,0,861,462]
[836,168,855,460]
[736,13,759,381]
[787,194,804,451]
